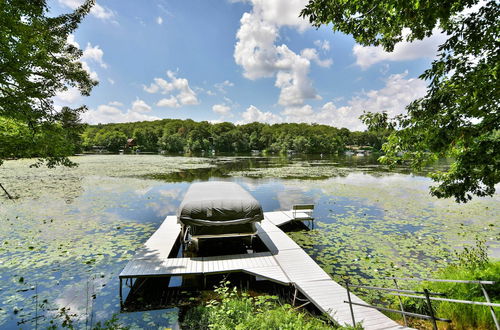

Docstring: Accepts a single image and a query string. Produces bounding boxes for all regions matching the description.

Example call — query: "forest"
[80,119,390,154]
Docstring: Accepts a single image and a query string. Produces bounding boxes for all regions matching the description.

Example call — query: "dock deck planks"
[120,211,411,329]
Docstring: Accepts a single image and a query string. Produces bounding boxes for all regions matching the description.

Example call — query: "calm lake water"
[0,154,498,329]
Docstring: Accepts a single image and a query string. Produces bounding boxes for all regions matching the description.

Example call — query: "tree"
[359,111,395,150]
[301,0,499,202]
[133,126,160,152]
[159,133,185,153]
[360,111,394,132]
[58,106,86,153]
[102,131,127,152]
[0,0,97,167]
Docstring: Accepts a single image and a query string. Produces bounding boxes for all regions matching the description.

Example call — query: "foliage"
[83,119,387,154]
[0,116,78,167]
[399,237,498,329]
[102,130,127,152]
[301,0,499,203]
[401,261,499,329]
[182,280,358,329]
[0,116,32,164]
[58,106,86,154]
[359,112,395,150]
[0,0,96,166]
[359,112,394,133]
[454,235,489,270]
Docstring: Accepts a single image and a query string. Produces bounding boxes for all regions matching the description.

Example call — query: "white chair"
[292,204,314,221]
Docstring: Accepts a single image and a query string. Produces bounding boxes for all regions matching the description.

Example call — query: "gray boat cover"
[177,181,263,236]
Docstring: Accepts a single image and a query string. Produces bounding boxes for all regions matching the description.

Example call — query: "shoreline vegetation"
[181,280,361,330]
[80,119,390,154]
[388,237,500,329]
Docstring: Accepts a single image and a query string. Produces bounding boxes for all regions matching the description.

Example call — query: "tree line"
[81,119,390,154]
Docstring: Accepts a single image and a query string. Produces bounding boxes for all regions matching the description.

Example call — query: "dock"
[120,210,410,329]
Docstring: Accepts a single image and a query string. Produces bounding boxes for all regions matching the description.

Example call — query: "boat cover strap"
[179,214,261,226]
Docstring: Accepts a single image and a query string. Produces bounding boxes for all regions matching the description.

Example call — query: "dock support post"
[424,288,437,330]
[393,278,408,326]
[292,286,298,306]
[119,278,123,308]
[345,280,356,327]
[480,283,500,330]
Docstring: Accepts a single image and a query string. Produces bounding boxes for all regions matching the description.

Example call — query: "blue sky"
[50,0,445,130]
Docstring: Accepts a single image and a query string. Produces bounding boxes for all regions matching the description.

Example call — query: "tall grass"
[181,281,361,329]
[401,237,499,329]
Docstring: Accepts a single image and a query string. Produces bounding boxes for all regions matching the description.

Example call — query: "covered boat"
[177,181,263,240]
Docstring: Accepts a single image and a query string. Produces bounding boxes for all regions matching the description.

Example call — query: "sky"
[49,0,446,131]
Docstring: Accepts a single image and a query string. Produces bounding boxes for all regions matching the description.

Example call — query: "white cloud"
[234,0,322,109]
[131,99,152,113]
[282,104,313,118]
[82,100,160,124]
[214,80,234,93]
[91,3,114,20]
[286,72,426,129]
[353,29,446,69]
[157,16,163,25]
[238,105,282,124]
[58,0,114,21]
[300,48,332,67]
[237,72,427,129]
[251,0,310,32]
[67,34,80,48]
[234,12,279,80]
[344,72,426,125]
[212,104,231,115]
[208,119,224,124]
[80,61,99,81]
[144,70,199,106]
[54,38,105,106]
[95,104,122,116]
[65,36,104,82]
[82,43,107,68]
[274,46,320,106]
[107,78,115,85]
[144,82,160,93]
[54,87,82,104]
[157,96,180,108]
[314,39,330,51]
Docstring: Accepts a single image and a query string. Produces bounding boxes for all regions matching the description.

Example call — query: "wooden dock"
[120,211,410,329]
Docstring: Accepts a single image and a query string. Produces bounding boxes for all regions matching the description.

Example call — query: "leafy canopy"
[0,0,97,166]
[301,0,499,202]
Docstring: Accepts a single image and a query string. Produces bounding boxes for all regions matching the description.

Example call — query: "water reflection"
[0,154,497,329]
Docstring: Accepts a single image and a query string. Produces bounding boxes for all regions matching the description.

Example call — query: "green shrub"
[181,281,361,329]
[400,238,499,330]
[420,262,499,329]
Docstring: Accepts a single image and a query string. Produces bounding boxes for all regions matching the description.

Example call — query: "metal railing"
[344,277,499,330]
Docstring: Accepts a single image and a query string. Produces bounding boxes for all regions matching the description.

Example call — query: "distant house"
[126,138,136,149]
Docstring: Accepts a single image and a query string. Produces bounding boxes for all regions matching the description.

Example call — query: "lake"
[0,154,498,328]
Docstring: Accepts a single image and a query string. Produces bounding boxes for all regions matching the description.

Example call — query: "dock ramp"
[120,211,411,329]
